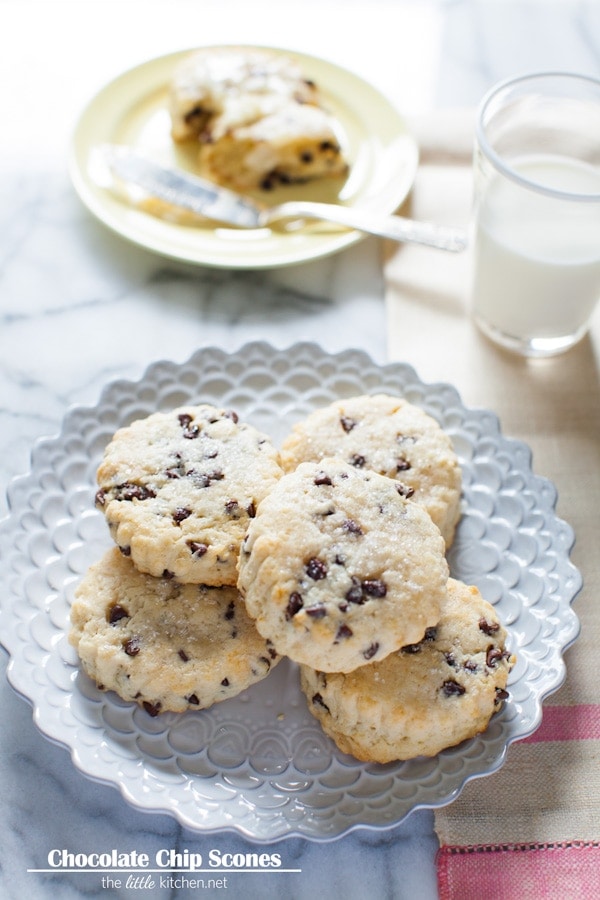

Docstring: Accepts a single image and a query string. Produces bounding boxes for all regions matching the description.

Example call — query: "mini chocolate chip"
[143,701,162,716]
[495,687,509,702]
[173,507,192,524]
[335,554,346,565]
[246,501,256,517]
[224,600,235,620]
[345,577,364,604]
[266,642,278,660]
[463,660,479,673]
[162,569,174,579]
[342,519,363,536]
[363,642,379,660]
[445,652,457,667]
[285,592,303,619]
[306,557,327,580]
[187,541,208,557]
[178,649,189,662]
[300,150,314,163]
[119,545,131,557]
[187,694,200,706]
[178,413,193,427]
[349,453,366,468]
[116,482,156,501]
[396,456,411,472]
[424,626,438,641]
[402,642,423,654]
[224,409,239,423]
[312,692,330,713]
[124,637,141,657]
[314,472,333,486]
[442,679,466,697]
[108,604,129,625]
[334,624,353,642]
[362,579,387,598]
[221,678,230,686]
[396,483,415,499]
[479,618,501,636]
[486,647,503,668]
[95,489,106,507]
[340,416,356,433]
[224,499,239,514]
[306,605,327,619]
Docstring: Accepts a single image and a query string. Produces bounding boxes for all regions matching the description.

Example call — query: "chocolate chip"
[108,604,129,625]
[479,618,500,636]
[162,569,174,579]
[143,701,162,716]
[178,649,189,662]
[495,687,509,703]
[442,679,466,697]
[224,499,239,514]
[124,637,141,657]
[306,605,327,619]
[445,652,457,667]
[334,624,353,642]
[306,557,327,580]
[95,489,106,507]
[246,501,256,518]
[342,519,363,536]
[224,600,235,621]
[396,456,411,472]
[224,410,239,424]
[285,592,303,619]
[178,413,193,427]
[362,579,387,598]
[187,541,208,557]
[340,416,356,433]
[396,483,415,499]
[221,678,230,686]
[173,507,192,524]
[424,626,438,642]
[463,660,479,673]
[314,472,333,486]
[345,577,364,604]
[363,642,379,660]
[119,545,131,557]
[115,482,156,501]
[300,151,314,163]
[349,454,366,468]
[187,694,200,706]
[402,642,423,655]
[486,647,504,668]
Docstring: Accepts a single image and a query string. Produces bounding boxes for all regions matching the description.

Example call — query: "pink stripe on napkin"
[438,843,600,900]
[523,704,600,744]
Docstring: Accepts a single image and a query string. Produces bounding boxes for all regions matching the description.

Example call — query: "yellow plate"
[69,46,419,269]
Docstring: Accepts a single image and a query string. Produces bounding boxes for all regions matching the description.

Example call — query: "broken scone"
[169,46,348,190]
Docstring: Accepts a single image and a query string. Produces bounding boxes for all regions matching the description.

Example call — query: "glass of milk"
[470,72,600,357]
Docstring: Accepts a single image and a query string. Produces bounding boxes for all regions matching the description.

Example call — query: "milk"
[471,155,600,350]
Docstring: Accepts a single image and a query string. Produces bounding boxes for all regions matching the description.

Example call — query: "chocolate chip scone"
[300,578,515,763]
[168,46,348,190]
[95,405,283,585]
[280,394,462,548]
[69,548,280,715]
[237,457,449,673]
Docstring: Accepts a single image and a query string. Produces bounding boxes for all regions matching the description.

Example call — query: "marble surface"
[1,1,599,897]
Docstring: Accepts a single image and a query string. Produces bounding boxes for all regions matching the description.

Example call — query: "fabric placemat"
[383,112,600,899]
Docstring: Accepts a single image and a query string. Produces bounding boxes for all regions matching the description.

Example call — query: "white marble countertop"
[1,1,598,897]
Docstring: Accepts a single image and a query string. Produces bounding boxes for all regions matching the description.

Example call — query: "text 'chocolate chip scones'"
[237,457,449,673]
[69,548,279,716]
[280,394,462,547]
[95,404,283,585]
[300,578,515,762]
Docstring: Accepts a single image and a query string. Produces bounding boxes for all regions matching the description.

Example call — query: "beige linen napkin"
[384,112,600,899]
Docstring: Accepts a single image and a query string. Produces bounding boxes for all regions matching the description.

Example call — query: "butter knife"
[100,145,468,252]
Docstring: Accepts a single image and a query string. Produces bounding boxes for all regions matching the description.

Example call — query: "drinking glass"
[469,72,600,357]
